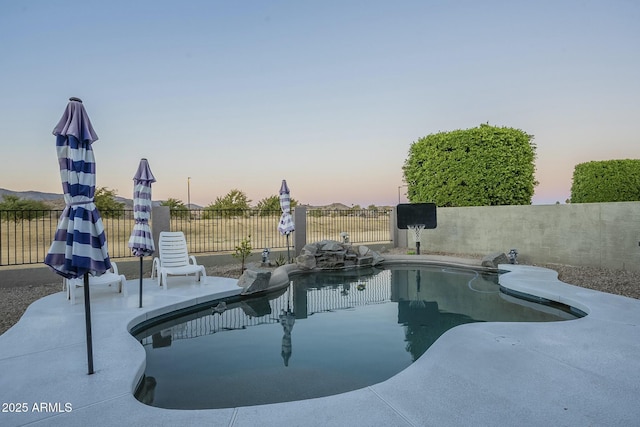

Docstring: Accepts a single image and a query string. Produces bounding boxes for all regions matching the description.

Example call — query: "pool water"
[133,265,580,409]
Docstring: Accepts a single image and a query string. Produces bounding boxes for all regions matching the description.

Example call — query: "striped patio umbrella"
[278,180,295,261]
[44,97,111,375]
[128,158,156,308]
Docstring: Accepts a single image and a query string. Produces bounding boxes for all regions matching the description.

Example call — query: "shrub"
[570,159,640,203]
[403,124,537,206]
[0,195,50,221]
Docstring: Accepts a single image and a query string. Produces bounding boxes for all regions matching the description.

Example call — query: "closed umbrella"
[278,180,295,262]
[44,97,111,375]
[279,308,295,366]
[279,285,295,366]
[128,158,156,308]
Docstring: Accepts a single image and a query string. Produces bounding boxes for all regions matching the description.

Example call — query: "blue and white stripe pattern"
[44,99,112,279]
[128,158,156,257]
[278,179,295,235]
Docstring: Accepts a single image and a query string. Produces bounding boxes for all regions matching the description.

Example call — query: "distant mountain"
[0,188,64,202]
[0,188,144,209]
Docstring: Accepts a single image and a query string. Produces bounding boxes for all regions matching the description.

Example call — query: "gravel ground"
[1,251,639,336]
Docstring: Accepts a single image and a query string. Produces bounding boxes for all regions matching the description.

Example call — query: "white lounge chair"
[151,231,206,289]
[65,261,127,304]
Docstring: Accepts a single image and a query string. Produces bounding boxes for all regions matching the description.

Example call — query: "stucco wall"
[405,202,640,271]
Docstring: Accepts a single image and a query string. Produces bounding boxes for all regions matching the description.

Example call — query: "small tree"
[161,198,189,219]
[94,187,125,218]
[255,195,298,216]
[0,195,49,221]
[232,235,252,273]
[205,189,251,218]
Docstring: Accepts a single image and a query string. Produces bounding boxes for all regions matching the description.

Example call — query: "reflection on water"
[279,308,295,366]
[134,266,579,409]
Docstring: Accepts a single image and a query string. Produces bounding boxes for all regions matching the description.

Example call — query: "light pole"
[398,184,408,204]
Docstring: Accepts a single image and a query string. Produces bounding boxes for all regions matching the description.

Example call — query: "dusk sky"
[1,1,638,207]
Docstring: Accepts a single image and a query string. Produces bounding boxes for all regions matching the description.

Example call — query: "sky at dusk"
[1,1,639,207]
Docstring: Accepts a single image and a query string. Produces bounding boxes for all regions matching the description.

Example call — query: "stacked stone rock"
[295,240,384,270]
[480,252,509,268]
[238,240,385,296]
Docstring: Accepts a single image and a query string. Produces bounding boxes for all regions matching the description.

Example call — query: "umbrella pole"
[83,273,94,375]
[139,257,143,308]
[286,234,291,263]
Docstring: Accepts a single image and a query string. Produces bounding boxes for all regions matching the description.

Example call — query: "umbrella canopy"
[278,180,295,235]
[45,98,111,279]
[128,158,156,257]
[128,158,156,308]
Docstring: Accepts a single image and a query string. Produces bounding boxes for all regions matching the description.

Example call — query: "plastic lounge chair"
[65,261,127,305]
[151,231,206,289]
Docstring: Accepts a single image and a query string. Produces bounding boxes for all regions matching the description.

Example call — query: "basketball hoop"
[407,224,425,254]
[396,204,437,255]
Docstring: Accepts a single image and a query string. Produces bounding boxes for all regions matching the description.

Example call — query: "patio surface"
[1,255,639,426]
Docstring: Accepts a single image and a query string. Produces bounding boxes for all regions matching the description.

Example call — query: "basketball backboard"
[396,203,437,229]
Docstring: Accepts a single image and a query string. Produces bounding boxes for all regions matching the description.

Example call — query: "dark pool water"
[133,265,580,409]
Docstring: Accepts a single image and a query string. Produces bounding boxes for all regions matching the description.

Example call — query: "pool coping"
[1,255,639,426]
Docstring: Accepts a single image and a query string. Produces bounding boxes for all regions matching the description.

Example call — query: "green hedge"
[570,159,640,203]
[402,124,537,206]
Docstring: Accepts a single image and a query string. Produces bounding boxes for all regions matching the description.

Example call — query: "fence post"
[151,205,170,251]
[390,207,406,248]
[293,206,307,257]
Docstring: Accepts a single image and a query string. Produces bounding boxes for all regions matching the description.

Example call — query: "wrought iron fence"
[0,210,64,266]
[171,208,392,255]
[305,208,391,246]
[0,207,392,266]
[99,210,137,259]
[170,209,292,254]
[0,209,136,266]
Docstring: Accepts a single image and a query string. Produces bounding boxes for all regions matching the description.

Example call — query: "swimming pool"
[133,265,581,409]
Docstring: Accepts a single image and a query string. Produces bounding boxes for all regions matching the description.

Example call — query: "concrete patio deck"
[1,256,639,426]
